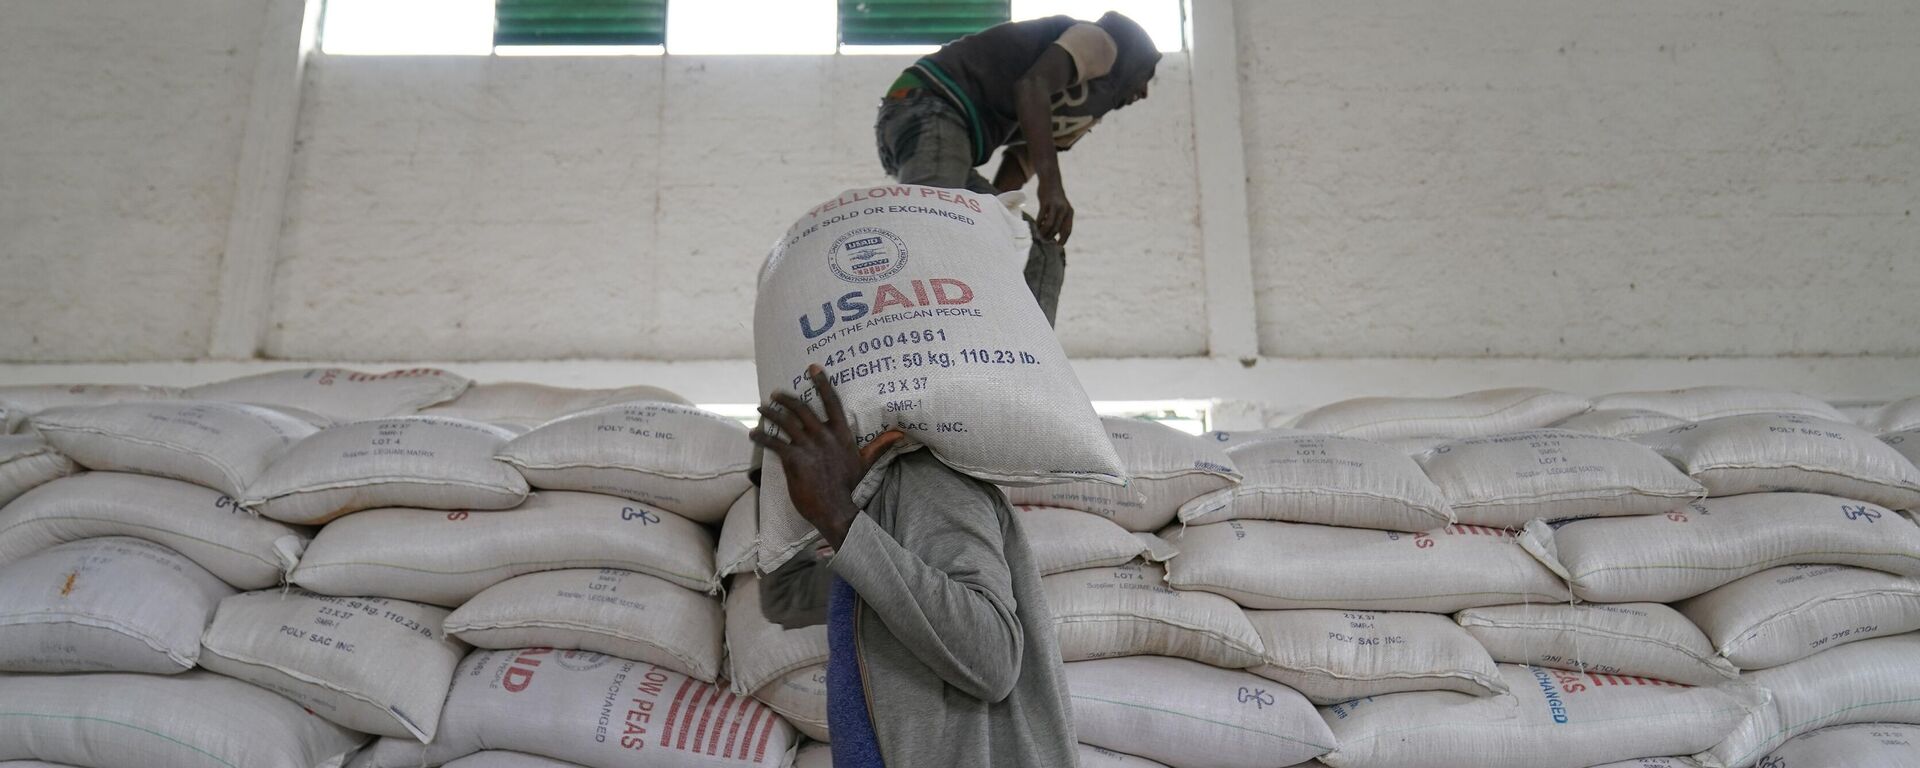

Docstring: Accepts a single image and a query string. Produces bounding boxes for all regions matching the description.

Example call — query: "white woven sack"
[1520,493,1920,603]
[1761,722,1920,768]
[0,537,231,674]
[0,472,306,589]
[0,383,179,414]
[1178,435,1454,531]
[752,664,827,742]
[1552,409,1693,438]
[1417,429,1704,527]
[1067,656,1334,768]
[1455,602,1737,686]
[1585,760,1688,768]
[1874,396,1920,433]
[494,403,752,524]
[793,744,832,768]
[186,367,470,422]
[754,185,1122,570]
[245,416,529,524]
[1006,417,1240,531]
[1045,562,1265,668]
[1634,414,1920,510]
[1290,388,1591,441]
[32,400,317,497]
[1675,564,1920,670]
[200,589,464,741]
[423,382,690,427]
[291,491,716,606]
[716,489,758,578]
[725,573,829,695]
[1020,506,1154,575]
[446,568,723,682]
[0,670,364,768]
[1245,609,1505,704]
[0,434,74,506]
[1321,664,1764,768]
[1165,520,1570,612]
[0,401,24,433]
[1200,427,1305,450]
[1695,632,1920,768]
[358,648,796,768]
[1883,429,1920,501]
[1593,386,1847,422]
[442,752,592,767]
[1079,745,1172,767]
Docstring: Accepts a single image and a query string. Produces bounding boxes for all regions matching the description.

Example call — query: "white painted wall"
[1,1,1916,372]
[0,0,268,360]
[1239,0,1920,357]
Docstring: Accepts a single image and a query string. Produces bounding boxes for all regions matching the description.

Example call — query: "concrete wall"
[0,0,268,360]
[1,1,1915,366]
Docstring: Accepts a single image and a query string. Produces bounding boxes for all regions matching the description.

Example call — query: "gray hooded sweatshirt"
[758,449,1078,768]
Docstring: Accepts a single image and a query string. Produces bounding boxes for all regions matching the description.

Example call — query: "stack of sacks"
[1872,395,1920,434]
[0,399,363,766]
[0,432,74,505]
[726,572,830,744]
[1006,416,1241,532]
[1554,386,1851,440]
[1758,721,1920,766]
[422,381,690,429]
[185,366,471,422]
[1287,388,1593,445]
[1695,632,1920,767]
[0,382,181,414]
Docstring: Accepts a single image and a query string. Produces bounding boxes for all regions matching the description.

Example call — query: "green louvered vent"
[495,0,667,47]
[839,0,1010,46]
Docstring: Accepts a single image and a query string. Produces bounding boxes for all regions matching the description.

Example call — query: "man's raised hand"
[748,364,905,549]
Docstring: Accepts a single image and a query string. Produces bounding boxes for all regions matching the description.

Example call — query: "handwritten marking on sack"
[622,506,661,525]
[1236,687,1275,709]
[59,571,76,596]
[1842,504,1882,523]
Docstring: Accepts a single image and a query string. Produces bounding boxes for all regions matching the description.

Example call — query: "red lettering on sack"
[929,277,973,304]
[691,692,732,754]
[711,694,753,756]
[673,685,711,748]
[753,704,777,762]
[736,705,767,760]
[446,511,469,521]
[661,678,695,748]
[502,648,552,693]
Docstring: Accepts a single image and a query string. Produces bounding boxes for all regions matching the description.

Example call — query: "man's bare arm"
[1012,45,1077,245]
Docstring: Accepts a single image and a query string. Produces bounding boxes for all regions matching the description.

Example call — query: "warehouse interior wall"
[2,0,1916,408]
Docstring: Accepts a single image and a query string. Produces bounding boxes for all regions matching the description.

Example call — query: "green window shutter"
[495,0,668,47]
[839,0,1010,46]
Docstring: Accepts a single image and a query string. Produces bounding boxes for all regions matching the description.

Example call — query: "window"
[494,0,667,48]
[1012,0,1185,53]
[839,1,1011,47]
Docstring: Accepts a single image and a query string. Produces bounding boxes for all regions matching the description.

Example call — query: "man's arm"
[1013,45,1077,245]
[828,457,1023,702]
[992,144,1031,193]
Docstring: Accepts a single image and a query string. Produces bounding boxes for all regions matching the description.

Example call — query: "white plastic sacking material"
[0,434,75,506]
[0,473,306,589]
[1006,417,1241,531]
[358,648,796,768]
[441,752,594,767]
[0,537,232,674]
[1079,743,1172,767]
[200,589,466,741]
[1551,409,1693,438]
[794,743,832,768]
[1200,427,1305,450]
[725,573,829,695]
[32,400,318,497]
[1067,656,1336,768]
[1244,609,1505,705]
[1585,759,1689,768]
[715,489,758,579]
[752,664,827,742]
[1675,564,1920,670]
[0,670,365,767]
[754,185,1122,571]
[445,568,724,682]
[1045,562,1265,668]
[1165,520,1570,612]
[1634,414,1920,510]
[1694,632,1920,768]
[1592,386,1848,423]
[1289,388,1592,441]
[1882,429,1920,499]
[1455,603,1738,686]
[422,382,690,427]
[1319,664,1766,768]
[494,403,753,524]
[1520,493,1920,603]
[1177,435,1454,532]
[1760,722,1920,768]
[291,491,716,606]
[186,367,470,422]
[1018,506,1155,575]
[1416,429,1704,528]
[245,416,530,525]
[0,400,24,433]
[1874,396,1920,433]
[0,383,179,414]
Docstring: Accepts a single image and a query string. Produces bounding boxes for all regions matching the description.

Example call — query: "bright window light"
[668,0,836,55]
[839,44,941,56]
[321,0,494,55]
[1012,0,1185,53]
[494,45,665,56]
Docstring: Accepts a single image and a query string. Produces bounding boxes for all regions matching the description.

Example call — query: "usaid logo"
[829,227,908,283]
